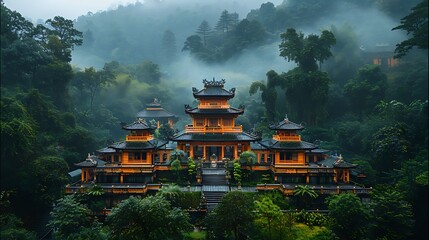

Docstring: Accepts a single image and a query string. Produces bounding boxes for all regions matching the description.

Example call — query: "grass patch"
[183,231,207,239]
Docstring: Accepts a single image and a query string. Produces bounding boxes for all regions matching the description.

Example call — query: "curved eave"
[109,140,168,150]
[259,139,317,150]
[185,107,244,115]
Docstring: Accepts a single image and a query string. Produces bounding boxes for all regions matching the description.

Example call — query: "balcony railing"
[65,183,164,194]
[256,184,372,196]
[273,135,301,141]
[185,125,242,133]
[126,135,154,141]
[198,104,230,109]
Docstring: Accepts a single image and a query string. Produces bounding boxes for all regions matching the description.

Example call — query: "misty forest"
[1,0,428,239]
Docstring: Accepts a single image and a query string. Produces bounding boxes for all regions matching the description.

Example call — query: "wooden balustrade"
[273,135,301,141]
[185,125,242,133]
[126,135,154,141]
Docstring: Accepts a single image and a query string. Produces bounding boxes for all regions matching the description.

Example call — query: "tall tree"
[278,28,335,125]
[368,187,414,240]
[392,0,428,58]
[344,64,388,115]
[31,156,69,207]
[45,16,83,62]
[279,28,336,72]
[161,30,177,64]
[254,196,282,240]
[326,193,370,240]
[249,70,282,122]
[196,20,211,46]
[215,10,238,33]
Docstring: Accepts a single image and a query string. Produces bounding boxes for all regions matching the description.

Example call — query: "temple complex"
[67,78,369,202]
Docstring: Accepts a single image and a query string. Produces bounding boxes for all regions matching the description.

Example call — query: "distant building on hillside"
[136,98,178,128]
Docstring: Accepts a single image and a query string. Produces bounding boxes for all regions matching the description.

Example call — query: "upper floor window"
[280,152,298,161]
[208,118,218,126]
[195,118,204,126]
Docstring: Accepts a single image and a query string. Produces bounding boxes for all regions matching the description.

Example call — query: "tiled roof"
[318,155,356,169]
[122,119,155,130]
[136,109,177,118]
[74,154,106,167]
[171,131,260,142]
[251,142,269,150]
[97,147,117,153]
[306,149,330,154]
[259,139,317,150]
[109,139,168,150]
[192,78,235,98]
[185,107,243,115]
[269,117,304,130]
[193,87,235,98]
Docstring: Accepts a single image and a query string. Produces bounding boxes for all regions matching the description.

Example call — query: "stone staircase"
[201,169,229,211]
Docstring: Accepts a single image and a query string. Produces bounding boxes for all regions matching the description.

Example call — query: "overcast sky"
[3,0,284,22]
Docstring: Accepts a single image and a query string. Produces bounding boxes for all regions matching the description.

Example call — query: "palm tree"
[156,184,182,206]
[293,185,318,209]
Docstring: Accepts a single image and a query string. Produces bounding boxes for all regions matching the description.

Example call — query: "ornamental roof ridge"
[203,77,226,88]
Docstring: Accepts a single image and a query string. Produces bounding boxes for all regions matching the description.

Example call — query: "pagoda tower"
[136,98,178,128]
[171,78,260,160]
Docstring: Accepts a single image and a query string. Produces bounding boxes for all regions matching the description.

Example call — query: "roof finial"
[284,114,288,121]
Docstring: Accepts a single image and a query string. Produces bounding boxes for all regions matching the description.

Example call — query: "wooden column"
[120,175,124,183]
[203,146,206,159]
[221,145,224,159]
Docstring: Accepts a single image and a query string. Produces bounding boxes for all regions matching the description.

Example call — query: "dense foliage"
[1,0,427,239]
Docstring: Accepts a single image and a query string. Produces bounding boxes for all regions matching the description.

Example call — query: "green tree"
[233,160,242,184]
[31,156,69,207]
[215,10,233,33]
[171,159,182,183]
[156,123,175,141]
[239,151,257,181]
[370,123,410,174]
[0,97,37,188]
[182,35,205,53]
[344,64,388,115]
[282,68,330,125]
[249,70,282,121]
[73,63,115,111]
[134,60,161,84]
[48,195,92,239]
[326,193,370,240]
[187,157,196,182]
[156,184,182,207]
[392,0,428,58]
[254,196,282,240]
[368,187,414,240]
[205,191,254,239]
[106,195,192,240]
[45,16,83,62]
[279,28,336,72]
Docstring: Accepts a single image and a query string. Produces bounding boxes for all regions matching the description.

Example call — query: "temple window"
[280,152,298,161]
[195,118,204,126]
[208,118,218,126]
[223,118,233,126]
